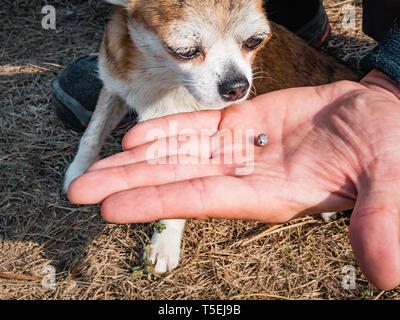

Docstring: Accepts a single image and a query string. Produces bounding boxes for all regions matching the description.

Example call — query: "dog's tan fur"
[101,3,359,92]
[253,22,360,91]
[65,0,360,272]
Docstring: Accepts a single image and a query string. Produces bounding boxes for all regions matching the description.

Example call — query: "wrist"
[362,69,400,100]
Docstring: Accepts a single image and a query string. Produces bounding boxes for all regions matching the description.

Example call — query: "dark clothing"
[363,0,400,42]
[362,0,400,82]
[361,26,400,83]
[266,0,400,83]
[266,0,400,42]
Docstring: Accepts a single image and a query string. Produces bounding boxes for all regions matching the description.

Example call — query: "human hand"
[68,70,400,289]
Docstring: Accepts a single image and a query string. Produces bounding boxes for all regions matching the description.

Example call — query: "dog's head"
[106,0,271,108]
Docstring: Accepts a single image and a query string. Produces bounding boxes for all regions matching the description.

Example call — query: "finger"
[88,133,214,172]
[349,173,400,290]
[100,176,281,223]
[89,127,258,173]
[122,110,222,150]
[68,157,231,205]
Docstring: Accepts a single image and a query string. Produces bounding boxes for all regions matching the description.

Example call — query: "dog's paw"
[63,159,92,193]
[321,212,340,222]
[144,230,182,273]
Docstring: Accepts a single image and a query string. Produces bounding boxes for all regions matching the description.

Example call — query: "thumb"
[349,172,400,290]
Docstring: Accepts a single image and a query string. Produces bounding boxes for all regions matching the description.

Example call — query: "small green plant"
[361,290,372,300]
[284,245,297,272]
[142,245,154,269]
[129,266,145,279]
[152,221,166,234]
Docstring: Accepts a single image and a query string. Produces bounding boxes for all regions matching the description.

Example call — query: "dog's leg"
[64,88,129,192]
[145,219,186,272]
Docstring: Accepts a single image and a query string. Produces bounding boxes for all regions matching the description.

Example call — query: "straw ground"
[1,0,399,299]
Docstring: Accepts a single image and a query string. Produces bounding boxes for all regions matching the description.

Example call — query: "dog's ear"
[105,0,130,7]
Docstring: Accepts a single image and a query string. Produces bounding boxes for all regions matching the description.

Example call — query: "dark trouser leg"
[264,0,320,32]
[363,0,400,42]
[264,0,331,48]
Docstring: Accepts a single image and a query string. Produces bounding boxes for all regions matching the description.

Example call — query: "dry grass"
[0,0,399,300]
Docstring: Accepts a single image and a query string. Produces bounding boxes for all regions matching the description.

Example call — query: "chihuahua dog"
[64,0,359,272]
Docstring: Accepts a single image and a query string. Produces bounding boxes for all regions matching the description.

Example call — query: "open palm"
[69,71,400,289]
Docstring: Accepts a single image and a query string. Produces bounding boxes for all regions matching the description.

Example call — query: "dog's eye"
[168,46,201,60]
[243,36,265,51]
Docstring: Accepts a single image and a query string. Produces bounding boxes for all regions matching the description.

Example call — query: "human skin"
[68,70,400,290]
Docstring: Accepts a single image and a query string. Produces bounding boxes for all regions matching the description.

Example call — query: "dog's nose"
[218,78,250,102]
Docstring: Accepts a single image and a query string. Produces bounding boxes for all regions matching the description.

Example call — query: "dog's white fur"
[64,0,271,272]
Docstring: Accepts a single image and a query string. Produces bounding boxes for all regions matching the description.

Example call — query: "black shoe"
[52,54,137,132]
[265,0,331,48]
